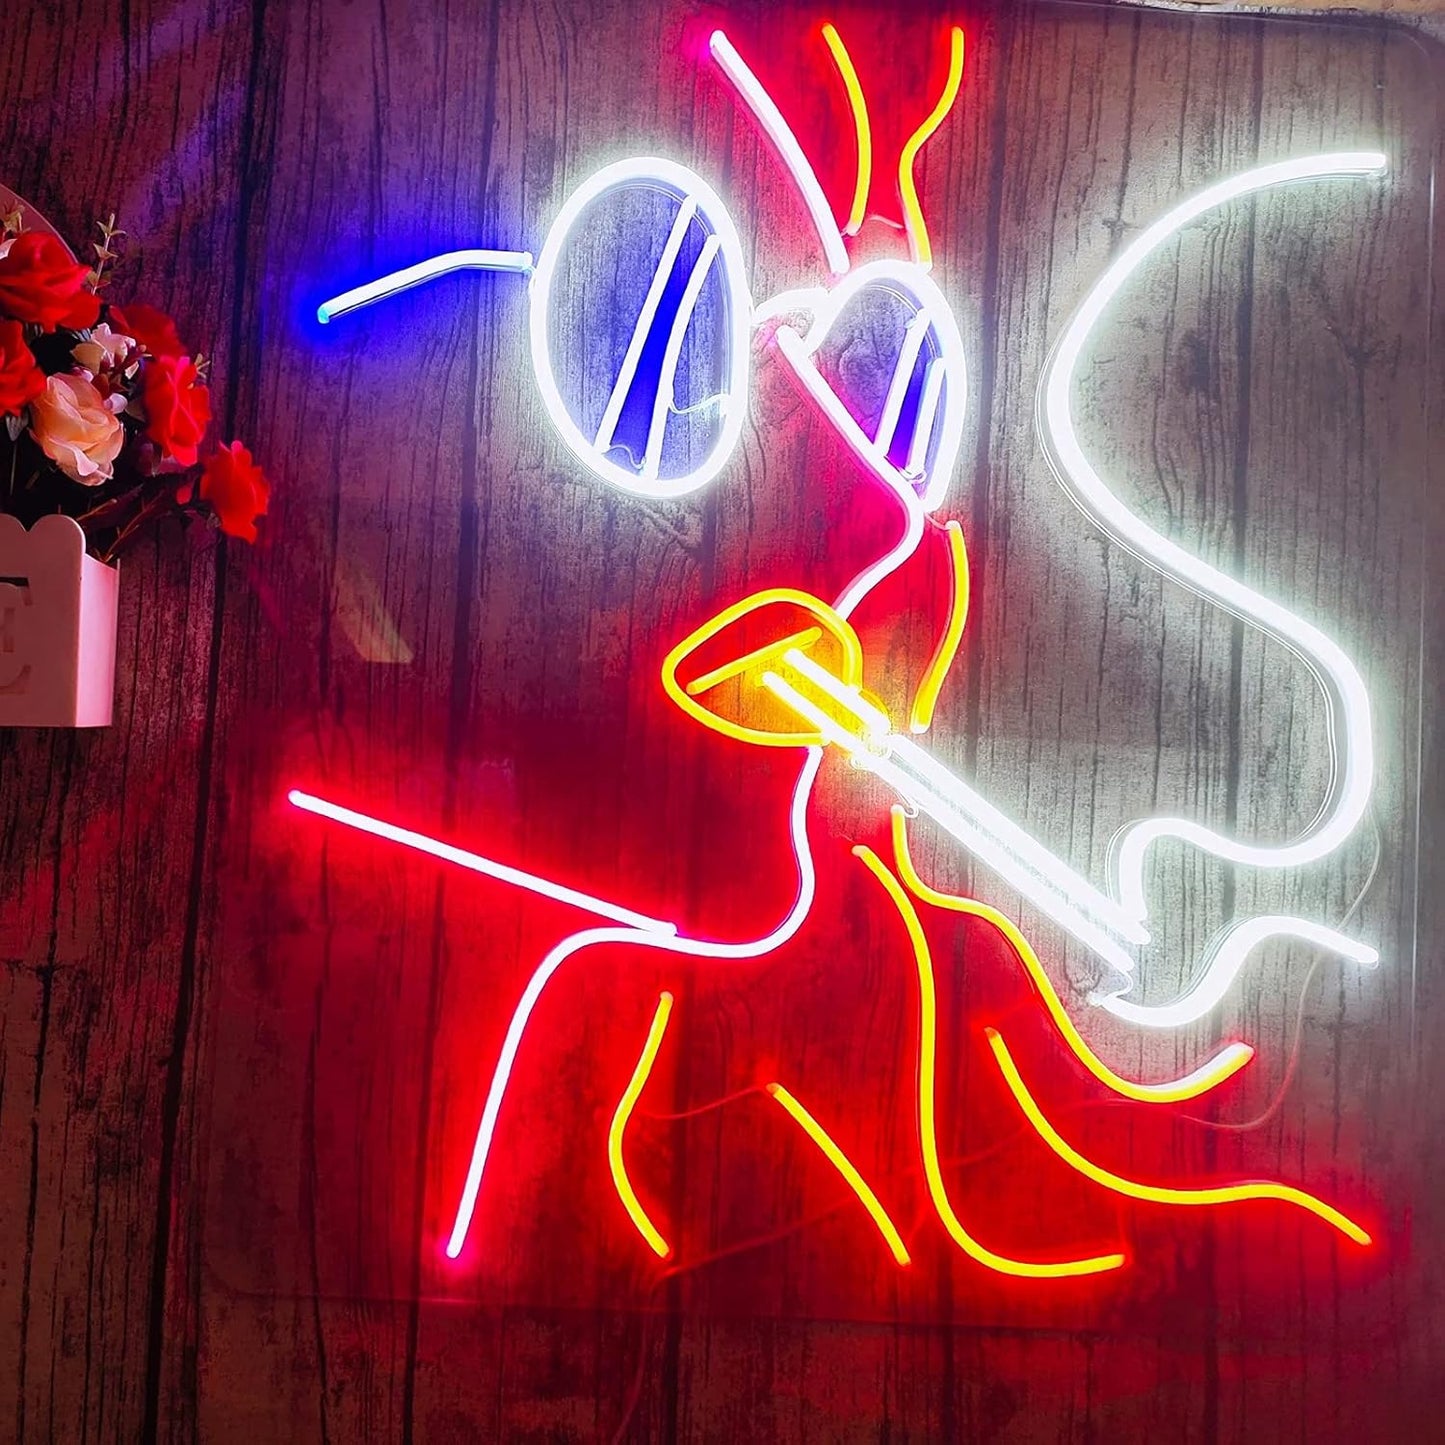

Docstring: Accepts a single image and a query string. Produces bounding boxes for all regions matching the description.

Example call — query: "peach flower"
[30,373,125,485]
[71,322,134,376]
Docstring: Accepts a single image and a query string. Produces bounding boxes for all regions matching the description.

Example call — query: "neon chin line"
[1036,152,1388,933]
[316,249,533,323]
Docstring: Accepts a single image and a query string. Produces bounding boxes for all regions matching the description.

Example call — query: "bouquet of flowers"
[0,199,269,563]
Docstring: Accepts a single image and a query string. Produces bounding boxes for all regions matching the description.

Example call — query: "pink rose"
[30,373,125,485]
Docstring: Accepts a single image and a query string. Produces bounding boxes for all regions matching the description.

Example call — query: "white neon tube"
[1096,915,1379,1028]
[874,313,931,458]
[754,670,1144,978]
[316,249,533,323]
[905,360,944,481]
[287,790,676,935]
[529,157,753,499]
[594,198,699,455]
[1037,152,1388,930]
[641,236,722,481]
[782,647,892,736]
[884,737,1151,947]
[772,259,967,516]
[446,749,824,1258]
[708,30,850,276]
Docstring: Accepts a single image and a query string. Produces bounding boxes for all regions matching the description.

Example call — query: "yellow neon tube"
[608,991,675,1258]
[855,846,1125,1277]
[889,808,1254,1102]
[685,626,824,697]
[661,587,865,749]
[898,26,966,269]
[766,1083,910,1265]
[986,1027,1371,1247]
[821,23,872,237]
[909,519,970,733]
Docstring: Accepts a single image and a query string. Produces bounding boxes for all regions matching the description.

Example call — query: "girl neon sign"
[301,21,1386,1274]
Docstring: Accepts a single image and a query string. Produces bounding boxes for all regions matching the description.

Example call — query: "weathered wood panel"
[0,2,1441,1441]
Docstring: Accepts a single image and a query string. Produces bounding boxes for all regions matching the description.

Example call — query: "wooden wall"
[1,1,1442,1440]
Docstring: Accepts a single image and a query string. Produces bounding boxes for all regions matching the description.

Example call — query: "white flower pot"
[0,514,119,728]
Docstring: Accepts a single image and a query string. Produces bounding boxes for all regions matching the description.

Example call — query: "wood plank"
[0,3,259,1441]
[0,0,1440,1441]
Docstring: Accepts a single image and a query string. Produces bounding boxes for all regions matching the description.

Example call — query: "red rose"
[0,319,45,416]
[108,302,184,360]
[0,232,100,331]
[191,441,270,542]
[142,353,211,466]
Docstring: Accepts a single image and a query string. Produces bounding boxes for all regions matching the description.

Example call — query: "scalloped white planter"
[0,515,119,729]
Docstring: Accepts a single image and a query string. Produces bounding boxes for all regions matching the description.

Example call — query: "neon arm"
[445,748,825,1259]
[287,790,676,934]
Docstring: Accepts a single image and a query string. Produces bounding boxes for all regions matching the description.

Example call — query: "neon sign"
[304,21,1385,1277]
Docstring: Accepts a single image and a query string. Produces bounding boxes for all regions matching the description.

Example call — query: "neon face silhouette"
[302,22,1385,1274]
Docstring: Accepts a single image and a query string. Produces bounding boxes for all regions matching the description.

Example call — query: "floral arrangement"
[0,201,269,563]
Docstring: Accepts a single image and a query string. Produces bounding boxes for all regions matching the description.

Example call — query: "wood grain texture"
[1,1,1442,1441]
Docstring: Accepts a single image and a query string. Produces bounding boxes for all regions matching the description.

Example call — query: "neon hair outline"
[986,1027,1371,1246]
[287,790,676,935]
[898,27,966,270]
[315,249,534,324]
[889,807,1255,1103]
[610,991,675,1258]
[708,29,850,275]
[909,518,970,733]
[772,259,967,517]
[530,156,753,499]
[1096,915,1379,1029]
[820,23,871,237]
[855,845,1126,1277]
[765,1083,911,1266]
[1036,153,1388,939]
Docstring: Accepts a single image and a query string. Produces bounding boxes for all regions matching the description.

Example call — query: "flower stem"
[100,487,176,564]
